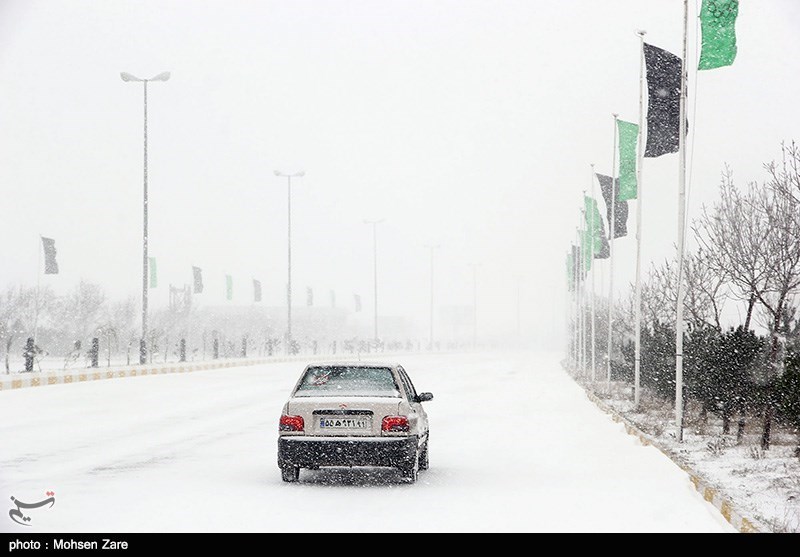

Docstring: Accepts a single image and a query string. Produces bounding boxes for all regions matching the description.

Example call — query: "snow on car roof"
[303,361,401,369]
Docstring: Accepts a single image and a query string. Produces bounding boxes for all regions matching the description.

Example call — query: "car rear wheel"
[399,453,419,483]
[419,441,429,471]
[281,464,300,483]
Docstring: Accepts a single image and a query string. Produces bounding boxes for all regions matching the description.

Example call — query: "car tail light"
[279,415,304,432]
[382,416,409,432]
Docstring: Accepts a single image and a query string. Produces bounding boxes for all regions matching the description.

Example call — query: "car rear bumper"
[278,435,417,468]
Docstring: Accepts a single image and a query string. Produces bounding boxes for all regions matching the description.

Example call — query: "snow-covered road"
[0,352,732,532]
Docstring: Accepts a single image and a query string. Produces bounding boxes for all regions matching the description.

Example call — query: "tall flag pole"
[35,236,60,349]
[569,245,575,365]
[575,227,580,369]
[34,236,42,351]
[606,114,619,385]
[569,244,579,366]
[642,32,686,433]
[584,188,610,379]
[634,30,647,409]
[589,165,597,382]
[579,209,587,375]
[575,242,581,367]
[565,252,571,362]
[675,0,690,441]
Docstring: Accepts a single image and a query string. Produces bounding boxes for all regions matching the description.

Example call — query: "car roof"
[303,361,402,369]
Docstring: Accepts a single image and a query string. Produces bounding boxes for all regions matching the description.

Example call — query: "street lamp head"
[120,72,143,82]
[150,71,171,82]
[275,170,305,178]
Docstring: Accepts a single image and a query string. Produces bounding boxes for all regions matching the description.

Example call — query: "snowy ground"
[0,351,732,532]
[584,380,800,533]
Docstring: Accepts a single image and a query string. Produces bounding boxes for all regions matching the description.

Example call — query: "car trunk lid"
[287,396,402,437]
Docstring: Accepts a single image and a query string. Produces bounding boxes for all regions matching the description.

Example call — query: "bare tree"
[694,168,773,331]
[754,149,800,449]
[0,289,20,373]
[696,146,800,449]
[683,248,727,331]
[769,141,800,206]
[639,263,676,329]
[643,251,725,332]
[55,281,106,347]
[96,297,136,366]
[0,286,41,372]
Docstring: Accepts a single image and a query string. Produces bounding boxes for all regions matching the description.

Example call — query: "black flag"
[192,266,203,293]
[253,279,262,302]
[596,174,628,238]
[644,43,684,158]
[596,232,610,259]
[41,237,59,274]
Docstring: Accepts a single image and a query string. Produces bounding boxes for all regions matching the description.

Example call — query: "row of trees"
[0,281,433,373]
[583,142,800,450]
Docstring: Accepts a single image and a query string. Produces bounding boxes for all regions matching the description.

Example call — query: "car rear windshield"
[294,366,400,397]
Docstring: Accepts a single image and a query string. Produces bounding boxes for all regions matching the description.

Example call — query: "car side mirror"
[416,392,433,403]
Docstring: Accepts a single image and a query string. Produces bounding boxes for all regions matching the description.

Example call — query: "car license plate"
[318,417,370,430]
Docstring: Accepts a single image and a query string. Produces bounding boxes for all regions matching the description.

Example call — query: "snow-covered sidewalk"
[576,375,800,533]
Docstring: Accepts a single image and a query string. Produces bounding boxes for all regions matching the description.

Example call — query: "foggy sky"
[1,0,798,344]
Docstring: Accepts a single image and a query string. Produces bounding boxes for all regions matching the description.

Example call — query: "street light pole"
[517,276,521,343]
[121,71,170,365]
[274,170,305,354]
[364,219,385,344]
[424,245,440,349]
[468,263,481,349]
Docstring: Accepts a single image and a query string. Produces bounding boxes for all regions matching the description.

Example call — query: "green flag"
[585,196,610,259]
[698,0,738,70]
[149,257,157,288]
[584,197,603,255]
[581,228,594,272]
[226,274,233,300]
[617,120,638,201]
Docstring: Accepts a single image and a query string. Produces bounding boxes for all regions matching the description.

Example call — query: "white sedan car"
[277,362,433,483]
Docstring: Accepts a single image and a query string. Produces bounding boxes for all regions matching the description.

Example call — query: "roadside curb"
[572,376,762,533]
[0,352,425,393]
